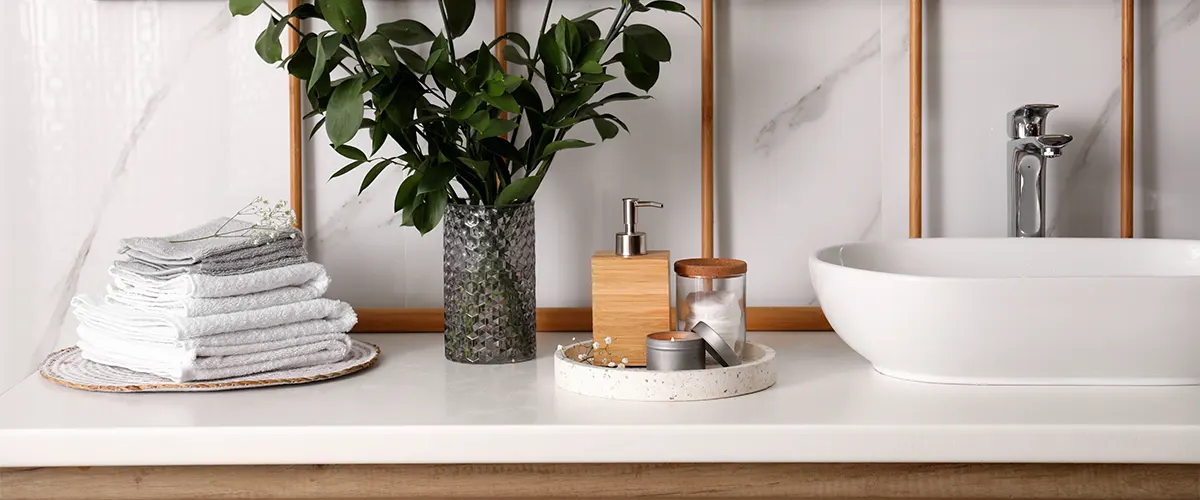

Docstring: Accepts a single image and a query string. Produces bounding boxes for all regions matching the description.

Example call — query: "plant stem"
[436,0,458,61]
[346,37,374,78]
[263,2,305,37]
[603,3,629,50]
[529,0,555,70]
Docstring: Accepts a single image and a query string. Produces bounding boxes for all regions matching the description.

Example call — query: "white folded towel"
[71,296,356,341]
[105,271,330,317]
[109,261,328,298]
[77,333,352,382]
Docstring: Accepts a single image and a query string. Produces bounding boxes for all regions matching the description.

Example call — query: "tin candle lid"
[674,258,747,278]
[690,321,741,367]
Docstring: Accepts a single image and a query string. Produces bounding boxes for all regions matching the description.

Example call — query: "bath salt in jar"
[674,258,748,356]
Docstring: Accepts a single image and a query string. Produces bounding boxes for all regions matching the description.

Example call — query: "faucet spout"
[1006,105,1072,238]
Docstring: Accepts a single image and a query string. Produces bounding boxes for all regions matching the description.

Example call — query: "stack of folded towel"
[70,218,357,382]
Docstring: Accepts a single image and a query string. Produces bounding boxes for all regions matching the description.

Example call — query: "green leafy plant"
[232,0,696,234]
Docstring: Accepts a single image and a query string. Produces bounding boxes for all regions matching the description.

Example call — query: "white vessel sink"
[810,238,1200,386]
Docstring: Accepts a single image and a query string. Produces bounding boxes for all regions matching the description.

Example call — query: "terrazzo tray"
[554,341,776,402]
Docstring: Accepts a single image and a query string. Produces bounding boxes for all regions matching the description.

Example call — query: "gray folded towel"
[119,218,304,267]
[114,249,308,278]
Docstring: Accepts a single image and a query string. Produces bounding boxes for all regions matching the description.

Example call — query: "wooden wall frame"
[290,1,1138,333]
[906,0,1136,238]
[285,1,830,333]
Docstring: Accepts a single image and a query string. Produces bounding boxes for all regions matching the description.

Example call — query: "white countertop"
[1,332,1198,466]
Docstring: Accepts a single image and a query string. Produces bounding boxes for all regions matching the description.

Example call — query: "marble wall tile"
[1,0,288,393]
[6,0,1200,394]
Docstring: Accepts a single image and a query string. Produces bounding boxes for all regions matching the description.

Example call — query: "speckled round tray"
[39,340,380,393]
[554,341,776,401]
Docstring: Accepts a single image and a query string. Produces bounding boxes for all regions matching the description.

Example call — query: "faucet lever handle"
[1007,104,1060,139]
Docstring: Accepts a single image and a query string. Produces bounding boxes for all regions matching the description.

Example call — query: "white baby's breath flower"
[604,336,613,345]
[556,345,564,352]
[577,354,585,361]
[621,357,629,364]
[617,363,625,369]
[607,362,616,367]
[592,342,599,349]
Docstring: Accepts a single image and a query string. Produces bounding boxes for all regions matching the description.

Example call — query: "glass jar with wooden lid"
[674,258,747,357]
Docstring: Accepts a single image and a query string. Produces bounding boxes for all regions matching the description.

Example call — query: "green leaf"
[401,195,420,226]
[502,74,523,93]
[581,40,606,65]
[329,160,365,180]
[254,17,287,63]
[424,48,445,74]
[571,7,614,22]
[480,137,524,166]
[554,17,582,62]
[466,110,490,132]
[326,77,364,147]
[290,3,321,19]
[370,122,387,154]
[458,157,491,177]
[594,117,619,140]
[393,173,422,212]
[540,139,594,159]
[591,92,653,108]
[309,117,327,139]
[418,163,456,193]
[538,32,570,73]
[480,118,519,138]
[359,159,391,193]
[395,47,426,70]
[489,32,531,54]
[415,189,448,235]
[624,24,671,62]
[229,0,262,16]
[496,176,542,205]
[577,72,617,84]
[451,95,482,121]
[309,33,343,93]
[481,92,520,114]
[577,60,603,74]
[475,43,498,78]
[358,34,393,67]
[361,74,385,94]
[377,20,437,45]
[618,51,660,91]
[512,81,544,113]
[335,144,368,161]
[433,61,467,92]
[442,0,476,39]
[646,0,701,26]
[502,45,531,66]
[577,20,602,43]
[316,0,367,39]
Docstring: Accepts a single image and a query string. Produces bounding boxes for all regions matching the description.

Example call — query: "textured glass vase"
[443,203,537,364]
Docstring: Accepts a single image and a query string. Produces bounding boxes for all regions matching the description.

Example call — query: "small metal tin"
[691,321,741,367]
[645,331,706,371]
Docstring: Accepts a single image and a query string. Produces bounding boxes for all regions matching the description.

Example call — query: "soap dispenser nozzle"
[616,197,663,257]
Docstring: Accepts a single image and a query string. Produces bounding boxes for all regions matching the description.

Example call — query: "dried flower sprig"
[565,336,627,369]
[169,197,298,244]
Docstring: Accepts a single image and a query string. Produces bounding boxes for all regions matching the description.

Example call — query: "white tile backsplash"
[5,0,1200,392]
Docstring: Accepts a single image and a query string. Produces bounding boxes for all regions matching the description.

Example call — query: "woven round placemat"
[39,339,380,393]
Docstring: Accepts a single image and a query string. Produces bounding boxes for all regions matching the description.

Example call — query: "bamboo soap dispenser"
[591,198,670,367]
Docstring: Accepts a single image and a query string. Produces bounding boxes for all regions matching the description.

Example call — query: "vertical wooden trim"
[288,0,303,230]
[701,0,715,258]
[494,0,508,73]
[1121,0,1135,238]
[908,0,923,239]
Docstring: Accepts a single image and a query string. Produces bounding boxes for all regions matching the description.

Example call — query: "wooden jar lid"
[674,258,747,278]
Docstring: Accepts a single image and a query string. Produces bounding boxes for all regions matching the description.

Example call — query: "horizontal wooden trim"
[352,307,831,333]
[3,463,1196,500]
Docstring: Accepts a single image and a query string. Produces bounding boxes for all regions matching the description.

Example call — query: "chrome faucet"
[1007,104,1073,237]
